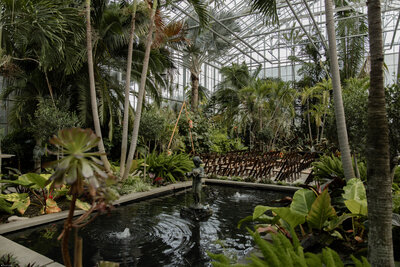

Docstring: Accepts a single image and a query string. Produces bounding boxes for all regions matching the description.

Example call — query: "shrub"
[312,154,366,181]
[136,152,194,183]
[117,175,152,195]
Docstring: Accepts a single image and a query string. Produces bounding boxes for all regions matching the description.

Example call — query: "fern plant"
[135,152,194,183]
[312,154,366,180]
[209,229,370,267]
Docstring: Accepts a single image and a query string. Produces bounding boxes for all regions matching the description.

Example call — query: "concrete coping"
[0,235,64,267]
[204,178,300,192]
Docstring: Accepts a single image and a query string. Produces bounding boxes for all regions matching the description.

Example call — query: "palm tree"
[335,0,368,81]
[324,0,354,179]
[122,0,158,180]
[120,0,138,175]
[86,0,111,171]
[366,0,394,265]
[183,10,240,110]
[210,63,261,129]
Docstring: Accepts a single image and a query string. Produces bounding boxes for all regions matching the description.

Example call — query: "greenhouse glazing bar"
[302,0,328,51]
[169,2,262,65]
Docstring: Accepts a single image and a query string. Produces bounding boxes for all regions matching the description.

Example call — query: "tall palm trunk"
[120,1,138,175]
[191,71,199,110]
[122,0,157,180]
[366,0,394,265]
[307,100,313,147]
[324,0,354,179]
[320,111,327,143]
[85,0,111,172]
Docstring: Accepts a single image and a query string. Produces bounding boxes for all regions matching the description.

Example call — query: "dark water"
[6,185,290,266]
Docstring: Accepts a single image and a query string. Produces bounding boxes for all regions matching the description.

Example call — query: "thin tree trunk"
[307,100,313,147]
[320,111,327,143]
[120,1,138,176]
[61,193,76,267]
[324,0,354,179]
[33,139,41,174]
[122,0,157,180]
[74,228,83,267]
[191,71,199,110]
[85,0,111,172]
[366,0,394,266]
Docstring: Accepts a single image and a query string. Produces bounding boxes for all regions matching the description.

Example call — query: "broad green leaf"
[342,178,366,201]
[45,198,61,214]
[23,173,48,188]
[324,213,355,231]
[290,189,316,216]
[66,195,91,211]
[0,179,32,187]
[0,193,29,202]
[330,230,344,240]
[253,205,272,220]
[0,198,14,214]
[307,190,336,230]
[76,199,91,211]
[344,199,368,216]
[273,207,305,228]
[11,196,30,215]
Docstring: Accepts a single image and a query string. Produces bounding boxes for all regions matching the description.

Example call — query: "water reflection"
[6,185,290,266]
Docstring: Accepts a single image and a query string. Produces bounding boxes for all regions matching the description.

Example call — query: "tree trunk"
[366,0,394,266]
[324,0,354,179]
[320,111,327,143]
[307,100,313,147]
[85,0,111,172]
[191,71,199,111]
[61,193,76,267]
[33,139,42,174]
[122,0,157,180]
[120,1,138,176]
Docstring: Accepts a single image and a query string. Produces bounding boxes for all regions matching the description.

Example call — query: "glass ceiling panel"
[161,0,400,76]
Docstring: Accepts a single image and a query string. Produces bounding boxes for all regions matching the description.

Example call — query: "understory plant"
[134,151,194,183]
[239,179,370,251]
[209,229,370,266]
[116,175,153,195]
[312,154,366,181]
[0,173,65,215]
[48,128,118,267]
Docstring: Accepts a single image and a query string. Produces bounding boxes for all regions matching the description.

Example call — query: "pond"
[5,185,291,267]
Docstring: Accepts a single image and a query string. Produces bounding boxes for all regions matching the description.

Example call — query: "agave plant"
[48,128,115,267]
[49,128,107,195]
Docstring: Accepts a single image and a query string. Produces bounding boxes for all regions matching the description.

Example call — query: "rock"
[8,215,29,222]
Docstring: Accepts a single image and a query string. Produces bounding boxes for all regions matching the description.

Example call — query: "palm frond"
[249,0,278,25]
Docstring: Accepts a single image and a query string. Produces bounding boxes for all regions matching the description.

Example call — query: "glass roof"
[161,0,400,71]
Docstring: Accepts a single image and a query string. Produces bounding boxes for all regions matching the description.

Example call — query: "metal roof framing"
[162,0,400,71]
